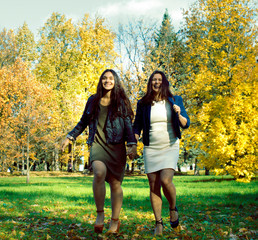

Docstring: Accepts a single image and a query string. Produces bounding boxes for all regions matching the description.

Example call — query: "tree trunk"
[16,146,20,171]
[131,162,135,173]
[205,168,210,175]
[51,151,55,171]
[68,143,74,171]
[72,142,74,170]
[2,154,6,172]
[26,93,31,184]
[177,163,181,172]
[44,159,48,171]
[184,148,188,163]
[22,146,25,175]
[26,127,30,184]
[194,158,200,176]
[55,147,60,171]
[17,158,20,171]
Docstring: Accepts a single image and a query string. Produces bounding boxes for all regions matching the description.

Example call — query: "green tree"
[146,9,186,90]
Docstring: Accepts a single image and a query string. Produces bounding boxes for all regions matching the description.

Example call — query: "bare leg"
[160,169,178,222]
[147,172,163,235]
[107,175,123,232]
[92,161,107,225]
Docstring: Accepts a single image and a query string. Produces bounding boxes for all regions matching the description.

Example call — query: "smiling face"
[151,73,163,93]
[102,71,115,91]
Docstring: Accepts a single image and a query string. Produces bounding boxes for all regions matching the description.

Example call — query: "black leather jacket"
[67,95,137,146]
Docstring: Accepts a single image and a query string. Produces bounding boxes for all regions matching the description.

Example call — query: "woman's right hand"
[61,138,70,152]
[127,145,137,160]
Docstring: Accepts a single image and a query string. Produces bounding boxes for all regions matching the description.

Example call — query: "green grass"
[0,175,257,239]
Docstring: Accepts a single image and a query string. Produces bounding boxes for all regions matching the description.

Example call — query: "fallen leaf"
[245,216,253,221]
[46,234,52,239]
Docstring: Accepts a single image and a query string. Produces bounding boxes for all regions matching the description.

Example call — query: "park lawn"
[0,174,257,240]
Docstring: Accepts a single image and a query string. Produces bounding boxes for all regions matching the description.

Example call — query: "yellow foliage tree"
[35,13,117,169]
[0,59,59,180]
[0,28,17,67]
[183,0,257,181]
[15,22,36,64]
[0,23,36,68]
[78,14,117,96]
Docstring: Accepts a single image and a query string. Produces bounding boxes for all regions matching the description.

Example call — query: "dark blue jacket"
[68,95,136,146]
[133,95,190,146]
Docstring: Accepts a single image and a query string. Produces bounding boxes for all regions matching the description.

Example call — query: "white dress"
[143,100,179,173]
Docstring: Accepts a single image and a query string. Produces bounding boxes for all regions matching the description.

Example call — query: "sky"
[0,0,196,35]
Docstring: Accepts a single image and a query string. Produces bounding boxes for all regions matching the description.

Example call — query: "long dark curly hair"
[90,69,134,120]
[141,70,174,105]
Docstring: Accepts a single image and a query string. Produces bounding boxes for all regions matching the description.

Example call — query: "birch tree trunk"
[22,146,25,175]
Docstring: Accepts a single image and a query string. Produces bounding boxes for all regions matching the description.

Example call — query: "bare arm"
[61,138,71,152]
[135,134,140,142]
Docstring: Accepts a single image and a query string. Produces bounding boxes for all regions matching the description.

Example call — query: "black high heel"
[154,218,163,236]
[170,206,179,228]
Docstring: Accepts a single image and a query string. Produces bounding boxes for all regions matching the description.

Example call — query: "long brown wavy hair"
[141,70,174,105]
[90,69,134,120]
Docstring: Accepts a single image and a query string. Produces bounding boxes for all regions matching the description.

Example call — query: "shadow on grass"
[1,176,257,239]
[191,177,257,182]
[1,176,257,208]
[0,214,100,239]
[191,177,235,182]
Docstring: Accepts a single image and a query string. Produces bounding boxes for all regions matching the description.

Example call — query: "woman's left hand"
[173,104,181,115]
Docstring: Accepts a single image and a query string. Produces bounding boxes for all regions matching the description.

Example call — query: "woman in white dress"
[133,70,190,235]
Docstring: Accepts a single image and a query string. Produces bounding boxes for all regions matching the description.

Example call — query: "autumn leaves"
[0,0,257,182]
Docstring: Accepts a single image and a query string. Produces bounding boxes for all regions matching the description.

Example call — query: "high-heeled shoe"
[154,218,163,236]
[94,210,104,233]
[106,218,120,234]
[170,206,179,228]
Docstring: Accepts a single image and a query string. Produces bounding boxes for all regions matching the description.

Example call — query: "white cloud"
[169,10,184,21]
[98,0,163,18]
[126,0,162,14]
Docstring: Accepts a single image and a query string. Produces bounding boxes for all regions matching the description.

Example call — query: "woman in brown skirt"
[61,69,137,234]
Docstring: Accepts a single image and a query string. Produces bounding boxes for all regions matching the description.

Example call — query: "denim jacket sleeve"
[124,115,137,145]
[67,95,94,140]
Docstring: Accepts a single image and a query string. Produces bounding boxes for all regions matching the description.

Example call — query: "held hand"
[61,138,70,152]
[135,134,140,142]
[173,104,181,116]
[127,145,137,160]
